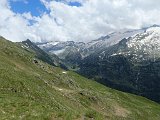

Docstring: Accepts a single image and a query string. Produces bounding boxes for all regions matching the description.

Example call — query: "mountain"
[37,41,85,69]
[1,36,160,119]
[37,28,144,69]
[20,39,55,66]
[37,29,144,57]
[78,26,160,103]
[83,28,144,55]
[20,39,67,69]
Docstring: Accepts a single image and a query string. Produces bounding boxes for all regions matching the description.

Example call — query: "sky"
[0,0,160,42]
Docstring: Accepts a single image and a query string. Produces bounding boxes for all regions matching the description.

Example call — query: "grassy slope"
[0,37,160,120]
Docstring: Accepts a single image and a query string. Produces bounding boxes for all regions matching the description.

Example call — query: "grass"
[0,37,160,120]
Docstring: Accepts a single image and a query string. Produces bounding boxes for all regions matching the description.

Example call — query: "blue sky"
[10,0,82,16]
[10,0,48,16]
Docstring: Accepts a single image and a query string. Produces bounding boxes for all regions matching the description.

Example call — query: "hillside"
[0,37,160,120]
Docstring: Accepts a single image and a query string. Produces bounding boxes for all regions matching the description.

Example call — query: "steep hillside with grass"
[0,37,160,120]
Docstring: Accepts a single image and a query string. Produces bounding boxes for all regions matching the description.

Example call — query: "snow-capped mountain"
[85,29,144,53]
[106,26,160,63]
[37,41,61,52]
[37,28,145,59]
[126,27,160,62]
[37,41,86,67]
[78,26,160,102]
[37,41,84,55]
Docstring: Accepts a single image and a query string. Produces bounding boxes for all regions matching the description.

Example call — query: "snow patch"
[50,49,66,55]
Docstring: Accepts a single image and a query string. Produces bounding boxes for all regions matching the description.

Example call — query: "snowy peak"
[86,28,144,50]
[127,26,160,50]
[37,41,61,51]
[146,26,160,34]
[37,41,86,59]
[116,26,160,63]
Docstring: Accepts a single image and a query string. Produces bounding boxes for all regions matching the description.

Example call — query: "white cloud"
[1,0,160,42]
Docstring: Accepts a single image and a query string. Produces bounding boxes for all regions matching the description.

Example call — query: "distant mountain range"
[36,25,160,103]
[36,28,144,60]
